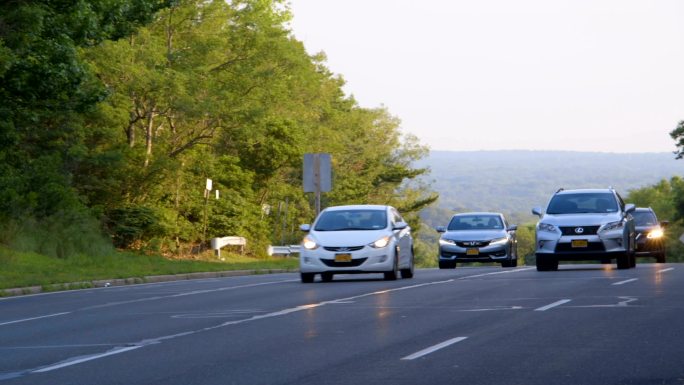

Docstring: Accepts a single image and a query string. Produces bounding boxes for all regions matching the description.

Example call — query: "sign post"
[303,153,332,216]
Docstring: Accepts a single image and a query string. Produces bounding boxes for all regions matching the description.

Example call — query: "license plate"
[466,248,480,256]
[334,253,352,262]
[571,240,588,248]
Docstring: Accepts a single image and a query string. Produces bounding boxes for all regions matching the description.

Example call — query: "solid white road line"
[534,299,571,311]
[401,337,468,360]
[0,312,70,327]
[612,278,638,286]
[32,346,143,373]
[657,268,674,273]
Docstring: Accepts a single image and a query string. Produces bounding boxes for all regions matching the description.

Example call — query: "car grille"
[323,246,365,252]
[555,242,605,252]
[559,226,600,236]
[455,240,491,247]
[441,250,505,258]
[321,258,367,267]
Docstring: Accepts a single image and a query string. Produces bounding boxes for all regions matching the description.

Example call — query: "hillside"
[419,151,683,224]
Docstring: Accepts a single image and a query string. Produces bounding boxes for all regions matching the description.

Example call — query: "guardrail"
[211,236,246,259]
[267,245,301,257]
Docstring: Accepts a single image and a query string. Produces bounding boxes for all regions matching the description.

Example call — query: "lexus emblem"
[574,227,584,234]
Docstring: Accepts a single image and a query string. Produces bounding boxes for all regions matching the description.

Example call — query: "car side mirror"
[507,225,518,231]
[532,207,542,217]
[393,221,408,230]
[299,224,311,232]
[625,204,636,214]
[660,220,670,228]
[435,226,446,233]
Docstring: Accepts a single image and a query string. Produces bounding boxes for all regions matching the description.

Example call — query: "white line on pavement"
[612,278,638,286]
[401,337,468,360]
[32,346,143,373]
[657,268,674,273]
[534,299,571,311]
[0,312,71,327]
[18,268,531,376]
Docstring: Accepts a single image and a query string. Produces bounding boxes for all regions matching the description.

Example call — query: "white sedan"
[299,205,415,283]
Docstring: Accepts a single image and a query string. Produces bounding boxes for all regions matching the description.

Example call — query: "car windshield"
[546,193,618,214]
[314,210,387,231]
[447,215,503,231]
[633,211,657,226]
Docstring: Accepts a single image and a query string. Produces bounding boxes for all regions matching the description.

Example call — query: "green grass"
[0,246,298,291]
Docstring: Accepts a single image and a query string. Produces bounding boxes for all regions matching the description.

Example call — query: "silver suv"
[532,188,636,271]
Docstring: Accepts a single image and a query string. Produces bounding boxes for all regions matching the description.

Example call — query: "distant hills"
[418,151,683,224]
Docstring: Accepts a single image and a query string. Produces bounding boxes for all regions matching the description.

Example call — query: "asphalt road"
[1,264,683,385]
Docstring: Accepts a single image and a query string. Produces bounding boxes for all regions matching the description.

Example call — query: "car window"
[447,215,503,230]
[633,211,657,226]
[391,208,404,224]
[546,193,618,214]
[314,210,388,231]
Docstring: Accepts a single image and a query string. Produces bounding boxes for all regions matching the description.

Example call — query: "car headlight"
[439,238,456,246]
[302,236,319,250]
[600,220,624,233]
[647,229,664,239]
[369,236,391,248]
[489,237,508,246]
[538,223,557,233]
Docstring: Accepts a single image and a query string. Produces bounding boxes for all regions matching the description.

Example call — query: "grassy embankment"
[0,246,298,294]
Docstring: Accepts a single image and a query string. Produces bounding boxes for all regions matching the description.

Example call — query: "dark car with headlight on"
[634,207,667,263]
[437,212,518,268]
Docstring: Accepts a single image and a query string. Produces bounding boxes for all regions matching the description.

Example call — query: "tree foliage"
[0,0,436,257]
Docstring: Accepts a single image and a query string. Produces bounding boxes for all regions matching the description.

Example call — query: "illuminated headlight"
[302,236,319,250]
[439,238,456,246]
[538,223,557,233]
[648,229,664,239]
[489,237,508,246]
[369,236,391,248]
[600,220,624,233]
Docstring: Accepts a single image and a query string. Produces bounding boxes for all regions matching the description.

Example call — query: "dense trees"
[0,0,436,257]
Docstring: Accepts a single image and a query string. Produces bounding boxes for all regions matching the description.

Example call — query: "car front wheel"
[384,250,399,281]
[400,249,415,279]
[616,253,631,270]
[300,273,315,283]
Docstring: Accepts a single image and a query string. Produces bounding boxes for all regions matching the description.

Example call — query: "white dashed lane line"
[612,278,638,286]
[401,337,468,360]
[534,299,571,311]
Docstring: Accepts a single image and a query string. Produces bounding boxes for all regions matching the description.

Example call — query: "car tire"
[439,260,456,269]
[400,249,415,279]
[300,273,315,283]
[600,259,611,264]
[656,252,666,264]
[536,257,558,271]
[502,258,518,268]
[321,272,333,282]
[616,254,631,270]
[384,250,399,280]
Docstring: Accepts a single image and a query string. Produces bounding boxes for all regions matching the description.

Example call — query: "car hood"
[636,225,658,233]
[308,229,390,247]
[442,229,507,241]
[540,213,622,226]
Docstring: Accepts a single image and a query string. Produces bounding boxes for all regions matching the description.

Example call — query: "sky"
[288,0,684,153]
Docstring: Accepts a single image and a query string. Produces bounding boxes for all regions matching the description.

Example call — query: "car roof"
[555,188,615,195]
[452,212,503,217]
[323,204,389,211]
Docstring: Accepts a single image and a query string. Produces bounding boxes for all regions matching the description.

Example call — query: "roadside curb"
[0,269,295,298]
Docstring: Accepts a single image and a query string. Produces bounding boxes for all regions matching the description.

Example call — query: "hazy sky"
[288,0,684,153]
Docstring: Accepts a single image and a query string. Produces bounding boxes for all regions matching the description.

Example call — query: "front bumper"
[439,243,512,263]
[535,231,629,260]
[300,245,394,274]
